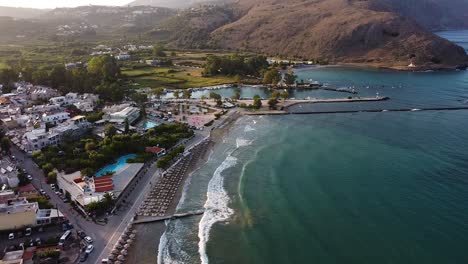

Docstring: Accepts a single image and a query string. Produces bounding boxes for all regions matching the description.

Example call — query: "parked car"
[39,189,46,196]
[25,228,32,236]
[84,236,93,244]
[27,175,33,181]
[77,230,86,239]
[85,245,94,254]
[50,184,56,190]
[35,238,41,245]
[79,253,88,262]
[8,233,14,240]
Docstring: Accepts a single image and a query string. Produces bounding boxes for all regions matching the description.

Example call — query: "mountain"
[0,6,50,19]
[128,0,231,9]
[0,5,175,42]
[161,0,467,70]
[367,0,468,31]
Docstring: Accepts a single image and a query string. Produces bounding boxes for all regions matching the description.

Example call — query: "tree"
[153,45,166,57]
[280,90,289,101]
[104,124,117,138]
[209,92,222,101]
[87,55,120,81]
[47,171,57,183]
[270,90,280,100]
[102,193,114,209]
[17,169,29,186]
[173,90,180,99]
[1,137,10,153]
[253,95,262,109]
[140,105,147,118]
[124,118,130,134]
[85,142,96,152]
[182,89,192,99]
[151,88,164,99]
[268,98,278,109]
[32,69,49,85]
[41,163,54,174]
[231,91,241,100]
[284,70,297,86]
[263,69,281,85]
[49,65,67,89]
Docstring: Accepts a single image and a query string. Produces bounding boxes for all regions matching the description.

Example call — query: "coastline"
[125,111,242,264]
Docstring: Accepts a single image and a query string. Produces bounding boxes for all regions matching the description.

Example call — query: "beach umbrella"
[122,249,128,256]
[127,239,133,244]
[132,230,137,234]
[111,249,119,255]
[129,233,136,239]
[108,255,115,260]
[116,244,123,249]
[119,238,126,245]
[114,261,122,264]
[124,244,130,249]
[117,255,125,261]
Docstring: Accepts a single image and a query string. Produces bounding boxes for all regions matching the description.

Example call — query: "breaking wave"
[198,156,237,264]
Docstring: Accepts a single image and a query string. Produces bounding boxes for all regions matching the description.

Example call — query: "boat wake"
[198,155,237,264]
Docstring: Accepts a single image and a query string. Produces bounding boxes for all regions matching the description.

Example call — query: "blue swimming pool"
[143,121,159,130]
[95,154,137,177]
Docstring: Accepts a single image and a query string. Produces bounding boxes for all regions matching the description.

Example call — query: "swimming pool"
[95,154,137,177]
[143,121,159,130]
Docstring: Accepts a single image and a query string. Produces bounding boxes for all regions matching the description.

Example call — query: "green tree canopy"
[262,69,281,85]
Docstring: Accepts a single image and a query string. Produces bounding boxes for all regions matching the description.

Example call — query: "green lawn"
[123,66,235,89]
[0,62,8,70]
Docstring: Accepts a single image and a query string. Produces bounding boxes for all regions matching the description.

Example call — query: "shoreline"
[125,111,241,264]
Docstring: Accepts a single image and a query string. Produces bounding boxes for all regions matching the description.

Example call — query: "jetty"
[133,210,205,224]
[289,106,468,115]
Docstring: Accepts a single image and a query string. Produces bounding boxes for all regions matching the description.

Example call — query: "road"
[10,112,232,264]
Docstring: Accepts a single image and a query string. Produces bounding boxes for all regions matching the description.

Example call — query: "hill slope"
[0,6,49,19]
[204,0,467,69]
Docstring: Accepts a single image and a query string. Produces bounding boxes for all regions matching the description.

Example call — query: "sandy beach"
[125,111,241,263]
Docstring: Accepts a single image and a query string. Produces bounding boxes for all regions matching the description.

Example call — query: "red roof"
[145,147,165,154]
[18,183,37,193]
[94,176,114,193]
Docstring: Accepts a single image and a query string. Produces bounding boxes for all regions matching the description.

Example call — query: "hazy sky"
[0,0,131,9]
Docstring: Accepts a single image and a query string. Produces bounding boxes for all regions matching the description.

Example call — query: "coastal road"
[93,163,163,264]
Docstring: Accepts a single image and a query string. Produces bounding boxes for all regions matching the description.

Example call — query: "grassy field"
[123,66,236,89]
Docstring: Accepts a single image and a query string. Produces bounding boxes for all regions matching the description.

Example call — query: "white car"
[8,233,14,240]
[27,175,33,180]
[85,245,94,254]
[84,236,93,244]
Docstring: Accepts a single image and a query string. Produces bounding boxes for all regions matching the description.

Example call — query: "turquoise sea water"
[95,154,136,177]
[157,31,468,263]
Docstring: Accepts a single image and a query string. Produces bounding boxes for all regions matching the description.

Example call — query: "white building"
[22,115,91,152]
[29,86,59,101]
[116,54,131,60]
[42,112,70,125]
[0,191,64,230]
[0,158,19,188]
[104,106,140,124]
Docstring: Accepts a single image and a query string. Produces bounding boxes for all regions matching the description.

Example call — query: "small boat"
[411,109,421,112]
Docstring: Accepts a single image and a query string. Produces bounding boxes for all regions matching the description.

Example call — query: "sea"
[154,31,468,264]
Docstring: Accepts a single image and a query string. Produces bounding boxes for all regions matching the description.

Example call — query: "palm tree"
[103,193,114,209]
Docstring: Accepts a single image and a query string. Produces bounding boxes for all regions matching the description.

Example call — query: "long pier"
[248,106,468,116]
[133,210,205,224]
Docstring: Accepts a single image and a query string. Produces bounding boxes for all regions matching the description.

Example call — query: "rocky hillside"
[368,0,468,31]
[196,0,467,70]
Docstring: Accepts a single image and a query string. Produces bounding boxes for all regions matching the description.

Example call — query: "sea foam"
[236,138,252,148]
[244,125,256,132]
[198,155,237,264]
